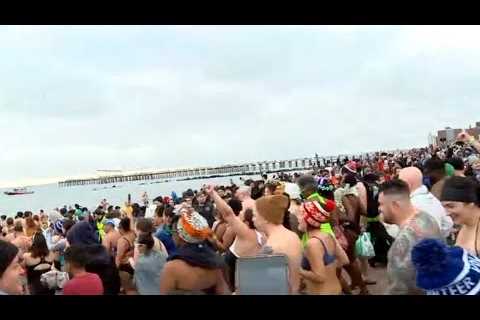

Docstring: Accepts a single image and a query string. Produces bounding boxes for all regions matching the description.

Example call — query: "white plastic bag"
[355,232,375,258]
[41,269,70,290]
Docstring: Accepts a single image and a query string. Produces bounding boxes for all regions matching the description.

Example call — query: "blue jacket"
[154,226,176,256]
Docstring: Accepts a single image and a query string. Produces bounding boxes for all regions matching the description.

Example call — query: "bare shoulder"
[305,237,323,253]
[162,260,180,278]
[308,232,335,249]
[284,230,303,257]
[285,228,301,242]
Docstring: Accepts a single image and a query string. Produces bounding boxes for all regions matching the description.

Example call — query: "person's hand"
[205,184,215,196]
[299,268,308,280]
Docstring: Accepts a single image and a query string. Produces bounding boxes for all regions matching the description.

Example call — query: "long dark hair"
[30,232,49,259]
[282,192,292,230]
[137,232,155,253]
[243,209,255,229]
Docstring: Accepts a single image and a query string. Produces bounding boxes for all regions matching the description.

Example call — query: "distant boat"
[4,188,34,196]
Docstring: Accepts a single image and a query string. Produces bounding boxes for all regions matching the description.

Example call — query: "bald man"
[235,186,256,214]
[398,167,453,238]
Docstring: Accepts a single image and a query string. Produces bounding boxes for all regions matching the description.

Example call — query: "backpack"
[363,181,380,218]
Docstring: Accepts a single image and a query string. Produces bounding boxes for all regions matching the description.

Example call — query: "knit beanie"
[307,192,336,212]
[412,239,480,295]
[255,195,289,225]
[303,201,330,228]
[66,221,99,246]
[177,211,211,244]
[440,176,478,204]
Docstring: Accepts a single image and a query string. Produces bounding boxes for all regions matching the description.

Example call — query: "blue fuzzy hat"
[412,239,480,295]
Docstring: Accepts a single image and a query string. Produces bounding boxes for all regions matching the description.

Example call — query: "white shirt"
[410,185,453,238]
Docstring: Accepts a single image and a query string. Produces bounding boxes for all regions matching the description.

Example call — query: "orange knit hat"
[177,211,212,243]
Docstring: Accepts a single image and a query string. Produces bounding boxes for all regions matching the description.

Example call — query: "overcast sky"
[0,25,479,187]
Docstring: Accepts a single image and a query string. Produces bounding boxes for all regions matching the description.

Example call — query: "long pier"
[57,151,395,187]
[58,157,327,187]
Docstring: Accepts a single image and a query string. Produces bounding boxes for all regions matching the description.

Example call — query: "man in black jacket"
[66,221,120,295]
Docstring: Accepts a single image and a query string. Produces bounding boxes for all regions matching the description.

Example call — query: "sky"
[0,25,479,188]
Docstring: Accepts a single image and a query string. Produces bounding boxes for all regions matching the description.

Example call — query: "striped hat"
[303,200,331,228]
[53,220,64,235]
[177,211,211,244]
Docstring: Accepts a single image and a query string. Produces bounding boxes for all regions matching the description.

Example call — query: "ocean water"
[0,175,263,217]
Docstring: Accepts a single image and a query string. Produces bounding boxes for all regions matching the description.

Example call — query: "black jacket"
[83,244,121,295]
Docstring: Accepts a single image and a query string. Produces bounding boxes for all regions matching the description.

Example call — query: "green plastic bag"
[355,232,375,258]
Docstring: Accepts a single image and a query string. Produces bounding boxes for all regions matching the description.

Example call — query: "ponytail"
[137,232,155,251]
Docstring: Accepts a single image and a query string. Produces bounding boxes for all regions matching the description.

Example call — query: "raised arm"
[206,185,252,240]
[116,238,127,268]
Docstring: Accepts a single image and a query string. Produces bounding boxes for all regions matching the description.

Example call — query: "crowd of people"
[1,129,480,295]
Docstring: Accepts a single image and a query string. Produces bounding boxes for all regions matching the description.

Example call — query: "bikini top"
[301,235,336,270]
[229,230,264,258]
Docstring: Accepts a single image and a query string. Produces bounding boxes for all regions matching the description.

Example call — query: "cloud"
[0,25,478,187]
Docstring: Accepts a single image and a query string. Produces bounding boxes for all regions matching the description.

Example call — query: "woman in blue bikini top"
[299,201,349,295]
